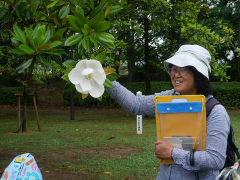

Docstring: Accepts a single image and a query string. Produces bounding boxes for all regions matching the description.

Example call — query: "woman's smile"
[170,66,197,95]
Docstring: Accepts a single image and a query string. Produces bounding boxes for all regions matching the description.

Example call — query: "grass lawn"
[0,107,159,180]
[1,107,240,180]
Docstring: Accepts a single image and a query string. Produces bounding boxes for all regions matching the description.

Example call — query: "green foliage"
[32,61,65,84]
[9,25,64,74]
[211,82,240,109]
[0,87,38,105]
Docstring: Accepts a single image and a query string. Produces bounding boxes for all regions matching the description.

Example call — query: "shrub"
[63,81,240,109]
[0,87,38,105]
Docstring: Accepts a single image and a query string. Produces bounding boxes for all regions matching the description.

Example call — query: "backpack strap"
[228,125,240,159]
[206,97,220,117]
[206,97,240,160]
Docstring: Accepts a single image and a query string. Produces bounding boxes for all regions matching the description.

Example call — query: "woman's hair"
[187,66,212,96]
[168,63,212,96]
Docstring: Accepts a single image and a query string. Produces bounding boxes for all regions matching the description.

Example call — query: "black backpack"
[206,97,240,169]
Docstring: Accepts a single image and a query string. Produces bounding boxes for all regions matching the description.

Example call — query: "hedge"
[0,87,38,106]
[63,81,240,109]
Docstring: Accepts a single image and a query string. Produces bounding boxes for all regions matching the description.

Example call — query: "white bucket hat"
[164,44,211,79]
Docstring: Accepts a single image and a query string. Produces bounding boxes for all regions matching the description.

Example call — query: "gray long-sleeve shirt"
[108,81,230,180]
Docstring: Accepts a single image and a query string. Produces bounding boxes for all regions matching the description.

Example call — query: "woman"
[107,44,230,179]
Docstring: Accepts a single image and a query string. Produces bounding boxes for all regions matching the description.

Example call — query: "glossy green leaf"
[95,51,105,64]
[25,27,35,47]
[59,5,70,19]
[47,0,59,8]
[19,44,35,54]
[90,1,108,18]
[32,24,41,40]
[89,11,105,29]
[10,31,23,44]
[43,52,61,56]
[108,5,123,16]
[65,34,83,46]
[11,37,22,47]
[94,21,110,32]
[75,6,84,15]
[36,25,46,46]
[43,31,52,45]
[78,39,85,56]
[97,96,102,101]
[4,13,13,23]
[95,32,114,42]
[103,78,113,88]
[90,54,96,59]
[89,35,98,51]
[36,55,51,66]
[61,74,69,81]
[48,41,63,48]
[106,72,119,81]
[55,27,67,37]
[9,49,27,55]
[74,12,88,28]
[37,44,51,51]
[13,25,26,44]
[67,15,80,31]
[0,10,7,20]
[82,36,92,52]
[63,60,78,68]
[95,36,115,49]
[64,81,75,92]
[48,23,55,37]
[36,11,48,17]
[82,24,91,36]
[16,59,33,73]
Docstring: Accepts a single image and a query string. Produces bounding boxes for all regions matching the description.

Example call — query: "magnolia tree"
[1,0,125,131]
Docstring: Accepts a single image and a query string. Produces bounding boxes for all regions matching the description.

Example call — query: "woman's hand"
[154,140,174,159]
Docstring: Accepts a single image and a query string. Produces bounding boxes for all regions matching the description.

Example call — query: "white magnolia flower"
[68,59,106,98]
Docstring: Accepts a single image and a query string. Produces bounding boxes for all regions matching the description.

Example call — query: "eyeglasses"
[167,68,192,77]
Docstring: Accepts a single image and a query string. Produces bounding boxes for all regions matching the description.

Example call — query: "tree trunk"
[22,80,27,132]
[70,44,75,120]
[114,49,121,75]
[144,5,151,95]
[127,47,136,83]
[238,25,240,80]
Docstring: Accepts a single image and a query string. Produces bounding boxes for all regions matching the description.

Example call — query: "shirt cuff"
[172,148,188,165]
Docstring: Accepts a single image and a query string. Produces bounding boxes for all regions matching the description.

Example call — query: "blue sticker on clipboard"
[157,101,202,113]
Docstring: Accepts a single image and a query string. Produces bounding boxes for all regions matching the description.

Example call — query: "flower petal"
[81,68,93,75]
[75,59,88,69]
[86,60,104,73]
[92,70,106,85]
[68,68,85,84]
[89,79,105,98]
[79,77,92,92]
[75,60,88,73]
[75,84,88,94]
